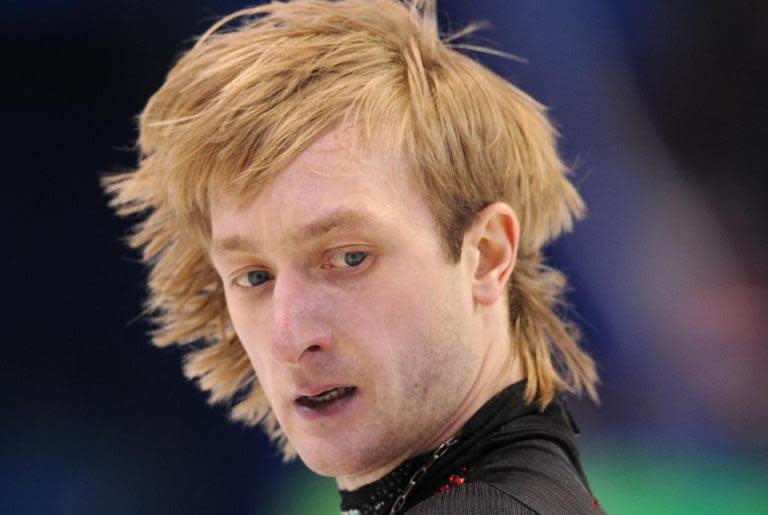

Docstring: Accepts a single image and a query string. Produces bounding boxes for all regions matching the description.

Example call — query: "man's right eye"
[233,270,273,288]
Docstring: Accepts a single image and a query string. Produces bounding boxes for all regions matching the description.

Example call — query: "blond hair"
[104,0,598,458]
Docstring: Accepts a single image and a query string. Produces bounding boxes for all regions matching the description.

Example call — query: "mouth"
[295,386,357,410]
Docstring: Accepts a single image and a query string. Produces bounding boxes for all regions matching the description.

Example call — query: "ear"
[463,202,520,306]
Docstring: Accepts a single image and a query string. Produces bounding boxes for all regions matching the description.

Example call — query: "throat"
[338,453,427,515]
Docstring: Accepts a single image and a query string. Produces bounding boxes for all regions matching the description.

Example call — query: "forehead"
[209,126,435,249]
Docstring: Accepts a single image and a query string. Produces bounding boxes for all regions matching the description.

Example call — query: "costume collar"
[339,380,572,515]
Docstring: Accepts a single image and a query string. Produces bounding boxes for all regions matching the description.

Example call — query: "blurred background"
[2,0,766,513]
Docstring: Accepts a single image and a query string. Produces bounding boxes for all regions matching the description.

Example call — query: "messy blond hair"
[104,0,598,457]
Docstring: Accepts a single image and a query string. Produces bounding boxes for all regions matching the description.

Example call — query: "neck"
[336,308,523,491]
[420,327,523,452]
[337,380,539,515]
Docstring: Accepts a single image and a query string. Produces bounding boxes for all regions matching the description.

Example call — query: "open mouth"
[296,386,357,409]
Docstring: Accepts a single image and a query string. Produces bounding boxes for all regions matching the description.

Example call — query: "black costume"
[339,381,605,514]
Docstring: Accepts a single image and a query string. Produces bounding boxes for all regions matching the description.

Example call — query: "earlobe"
[469,203,519,306]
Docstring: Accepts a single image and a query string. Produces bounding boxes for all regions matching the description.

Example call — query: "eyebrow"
[211,208,379,256]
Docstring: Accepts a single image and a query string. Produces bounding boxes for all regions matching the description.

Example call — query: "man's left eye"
[324,250,369,269]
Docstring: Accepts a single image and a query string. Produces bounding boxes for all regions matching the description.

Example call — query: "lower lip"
[294,389,358,421]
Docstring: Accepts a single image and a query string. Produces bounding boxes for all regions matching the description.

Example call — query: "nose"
[269,271,332,364]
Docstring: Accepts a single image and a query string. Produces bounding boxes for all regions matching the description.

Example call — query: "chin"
[296,444,362,478]
[293,434,391,483]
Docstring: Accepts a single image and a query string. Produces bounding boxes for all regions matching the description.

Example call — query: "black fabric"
[339,381,606,514]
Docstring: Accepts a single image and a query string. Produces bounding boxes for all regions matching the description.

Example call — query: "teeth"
[300,387,354,406]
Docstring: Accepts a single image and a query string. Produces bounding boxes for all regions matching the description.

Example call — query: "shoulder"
[405,481,537,514]
[408,438,605,515]
[488,438,603,513]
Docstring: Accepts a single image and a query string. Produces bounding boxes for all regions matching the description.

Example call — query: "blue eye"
[344,251,367,267]
[322,250,370,270]
[234,270,273,288]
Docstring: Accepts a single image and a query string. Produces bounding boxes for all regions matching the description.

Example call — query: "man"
[105,0,604,513]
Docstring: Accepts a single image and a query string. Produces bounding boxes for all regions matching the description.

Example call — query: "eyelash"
[230,250,371,289]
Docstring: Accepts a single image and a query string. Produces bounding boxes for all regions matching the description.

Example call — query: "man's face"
[209,127,486,486]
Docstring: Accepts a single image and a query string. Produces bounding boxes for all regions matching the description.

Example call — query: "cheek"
[352,260,463,366]
[225,295,273,379]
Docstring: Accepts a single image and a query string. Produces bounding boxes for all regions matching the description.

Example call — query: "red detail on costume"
[433,466,472,496]
[593,497,600,506]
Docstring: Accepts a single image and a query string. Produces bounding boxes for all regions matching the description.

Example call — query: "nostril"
[307,344,322,352]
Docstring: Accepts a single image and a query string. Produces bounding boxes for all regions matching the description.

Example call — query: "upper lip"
[295,385,356,399]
